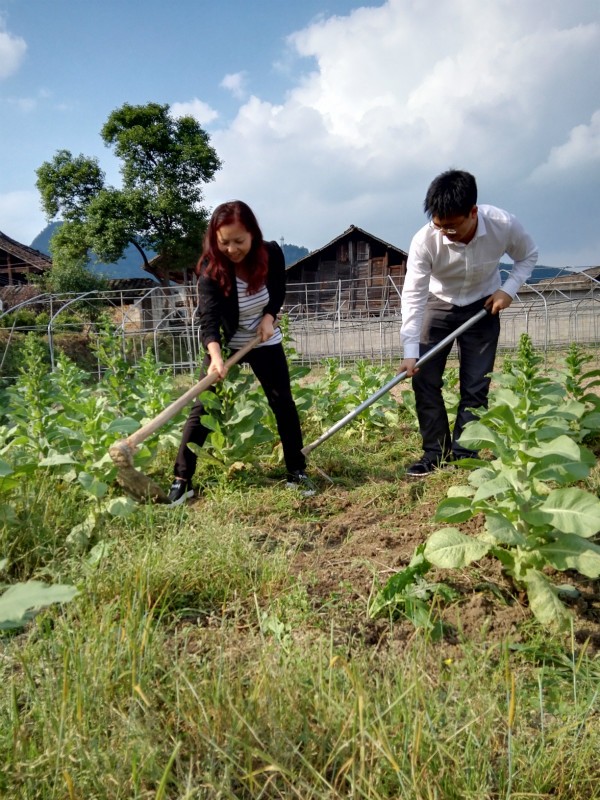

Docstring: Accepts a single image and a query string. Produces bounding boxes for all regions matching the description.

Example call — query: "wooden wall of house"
[285,238,407,315]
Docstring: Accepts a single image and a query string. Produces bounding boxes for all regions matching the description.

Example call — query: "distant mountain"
[32,225,308,275]
[31,230,584,283]
[500,263,572,283]
[282,243,309,266]
[31,223,159,281]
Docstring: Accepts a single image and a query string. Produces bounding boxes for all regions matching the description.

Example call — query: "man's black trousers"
[412,295,500,460]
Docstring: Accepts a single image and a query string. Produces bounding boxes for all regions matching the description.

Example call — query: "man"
[400,169,538,477]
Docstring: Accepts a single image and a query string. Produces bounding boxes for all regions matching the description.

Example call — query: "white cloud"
[529,110,600,182]
[0,26,26,79]
[0,191,47,246]
[204,0,600,264]
[220,71,248,99]
[7,95,36,112]
[171,98,219,125]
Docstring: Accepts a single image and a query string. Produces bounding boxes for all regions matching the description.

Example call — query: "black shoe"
[168,478,194,506]
[406,455,442,478]
[286,471,317,497]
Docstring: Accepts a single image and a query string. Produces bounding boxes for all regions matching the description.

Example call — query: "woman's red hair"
[196,200,268,296]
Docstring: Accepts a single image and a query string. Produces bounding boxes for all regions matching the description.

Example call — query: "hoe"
[301,307,489,457]
[109,335,261,503]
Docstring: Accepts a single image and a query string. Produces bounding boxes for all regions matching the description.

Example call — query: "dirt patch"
[254,477,600,658]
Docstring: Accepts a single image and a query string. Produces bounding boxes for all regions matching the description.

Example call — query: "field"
[0,331,599,799]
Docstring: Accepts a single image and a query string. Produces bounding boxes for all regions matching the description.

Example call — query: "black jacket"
[198,240,286,349]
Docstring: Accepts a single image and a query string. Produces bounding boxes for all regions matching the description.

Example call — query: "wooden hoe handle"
[125,335,261,451]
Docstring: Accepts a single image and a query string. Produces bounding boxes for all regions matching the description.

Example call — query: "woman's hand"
[257,314,276,342]
[207,342,227,379]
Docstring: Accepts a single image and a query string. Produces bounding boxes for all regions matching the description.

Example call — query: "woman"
[168,200,315,504]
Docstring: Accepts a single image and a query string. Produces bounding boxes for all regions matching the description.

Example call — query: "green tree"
[36,102,222,285]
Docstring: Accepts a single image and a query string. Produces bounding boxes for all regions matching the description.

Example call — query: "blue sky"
[1,0,599,267]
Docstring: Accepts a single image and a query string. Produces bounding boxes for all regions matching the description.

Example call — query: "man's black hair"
[424,170,478,219]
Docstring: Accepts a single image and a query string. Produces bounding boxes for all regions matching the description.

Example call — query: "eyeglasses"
[429,212,473,235]
[429,221,458,234]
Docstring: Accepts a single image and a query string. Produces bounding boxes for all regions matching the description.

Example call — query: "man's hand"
[484,289,512,315]
[400,358,419,377]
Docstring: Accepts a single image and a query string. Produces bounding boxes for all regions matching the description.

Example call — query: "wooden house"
[284,225,408,316]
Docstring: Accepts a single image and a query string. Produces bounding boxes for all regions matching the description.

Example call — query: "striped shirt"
[227,278,283,350]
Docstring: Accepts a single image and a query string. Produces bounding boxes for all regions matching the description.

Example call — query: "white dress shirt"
[400,204,538,359]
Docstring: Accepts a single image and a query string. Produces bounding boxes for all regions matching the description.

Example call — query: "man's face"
[430,205,478,244]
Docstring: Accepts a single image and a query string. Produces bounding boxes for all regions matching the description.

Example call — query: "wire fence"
[1,268,599,380]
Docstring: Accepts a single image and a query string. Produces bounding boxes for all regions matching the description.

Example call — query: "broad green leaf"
[468,466,498,487]
[103,497,136,517]
[91,453,115,470]
[0,459,13,478]
[424,528,490,568]
[39,452,78,467]
[473,474,512,501]
[477,403,521,435]
[434,496,474,523]
[522,488,600,538]
[534,424,573,442]
[524,435,581,461]
[580,411,600,432]
[86,540,114,566]
[446,484,475,498]
[199,415,221,433]
[66,516,96,550]
[539,536,600,578]
[484,388,521,409]
[527,436,594,482]
[0,581,78,630]
[0,475,20,493]
[78,472,109,499]
[458,422,506,453]
[484,513,527,546]
[530,454,594,484]
[0,504,17,524]
[106,417,141,434]
[521,569,571,632]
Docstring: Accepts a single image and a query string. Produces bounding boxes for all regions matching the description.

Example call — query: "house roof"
[106,277,161,291]
[287,225,407,272]
[0,230,52,285]
[533,266,600,286]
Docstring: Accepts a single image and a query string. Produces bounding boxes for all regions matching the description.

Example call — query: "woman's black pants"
[174,342,306,480]
[412,296,500,461]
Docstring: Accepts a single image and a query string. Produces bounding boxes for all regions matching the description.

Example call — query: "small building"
[284,225,408,316]
[515,266,600,302]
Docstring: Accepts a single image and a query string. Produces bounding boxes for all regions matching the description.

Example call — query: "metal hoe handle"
[301,308,488,456]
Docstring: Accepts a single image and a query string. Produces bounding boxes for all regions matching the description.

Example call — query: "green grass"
[1,427,600,798]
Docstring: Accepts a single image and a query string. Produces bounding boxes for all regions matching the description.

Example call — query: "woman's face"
[216,221,253,263]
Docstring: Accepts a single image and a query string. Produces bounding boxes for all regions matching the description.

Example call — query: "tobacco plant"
[308,358,400,440]
[424,336,600,631]
[191,365,278,475]
[0,335,178,547]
